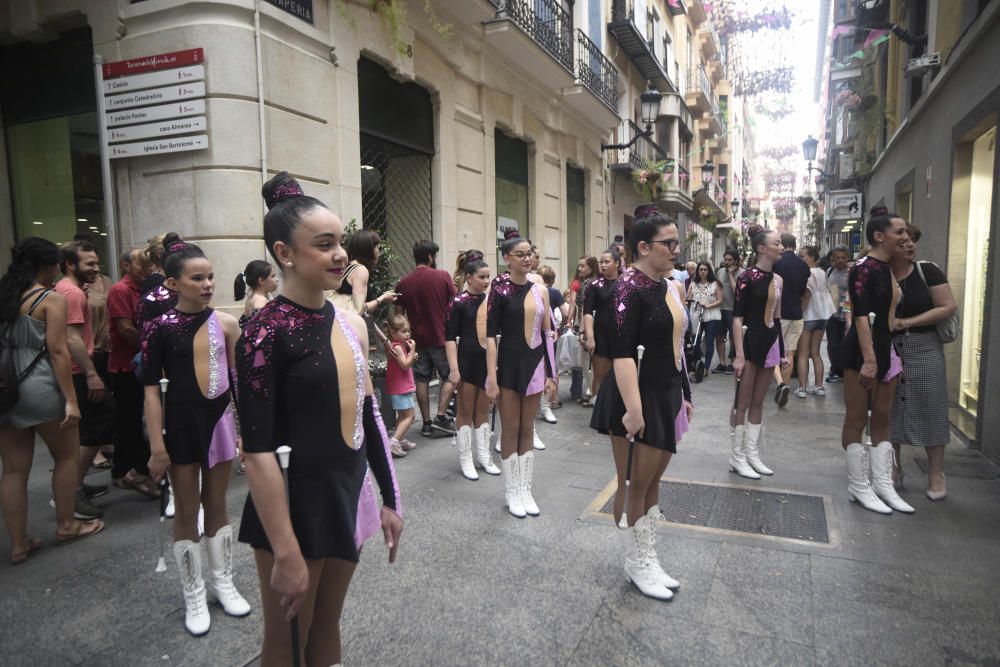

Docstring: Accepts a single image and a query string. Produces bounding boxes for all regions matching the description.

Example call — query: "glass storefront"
[495,129,529,269]
[566,166,585,266]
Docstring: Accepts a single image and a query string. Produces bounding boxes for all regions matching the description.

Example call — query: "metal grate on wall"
[360,134,433,278]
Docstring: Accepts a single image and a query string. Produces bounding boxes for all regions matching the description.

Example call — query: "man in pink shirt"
[107,248,156,494]
[55,241,117,519]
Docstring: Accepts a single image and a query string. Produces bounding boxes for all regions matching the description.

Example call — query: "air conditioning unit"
[905,52,941,78]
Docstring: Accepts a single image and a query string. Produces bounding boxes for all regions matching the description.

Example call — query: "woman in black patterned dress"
[445,252,500,481]
[840,214,911,515]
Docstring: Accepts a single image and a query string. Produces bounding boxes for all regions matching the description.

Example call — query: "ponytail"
[234,273,247,301]
[235,260,273,300]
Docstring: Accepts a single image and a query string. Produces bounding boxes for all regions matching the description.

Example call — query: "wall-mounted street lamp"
[701,159,715,186]
[802,135,831,179]
[601,85,663,153]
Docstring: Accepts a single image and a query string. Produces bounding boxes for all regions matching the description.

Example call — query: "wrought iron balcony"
[607,119,666,172]
[574,29,619,114]
[608,0,676,92]
[493,0,574,73]
[684,65,714,112]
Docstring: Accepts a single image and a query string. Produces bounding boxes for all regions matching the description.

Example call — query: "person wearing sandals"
[143,234,250,636]
[889,225,957,501]
[583,247,621,399]
[486,232,557,518]
[731,225,789,480]
[238,173,402,666]
[55,241,136,515]
[590,209,694,601]
[796,245,836,398]
[0,238,104,564]
[840,214,913,514]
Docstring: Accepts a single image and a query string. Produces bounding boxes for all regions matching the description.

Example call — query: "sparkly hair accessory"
[273,181,305,202]
[167,241,189,253]
[634,203,659,220]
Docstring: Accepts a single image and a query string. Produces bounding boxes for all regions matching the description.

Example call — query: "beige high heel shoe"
[926,473,947,501]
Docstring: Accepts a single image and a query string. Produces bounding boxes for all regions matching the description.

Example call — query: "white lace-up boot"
[745,422,774,475]
[204,525,251,617]
[173,540,211,636]
[532,426,546,451]
[518,451,540,516]
[845,443,892,514]
[729,425,761,479]
[642,507,680,590]
[501,455,525,518]
[870,442,914,513]
[474,423,501,475]
[618,518,673,601]
[457,426,479,481]
[540,400,557,424]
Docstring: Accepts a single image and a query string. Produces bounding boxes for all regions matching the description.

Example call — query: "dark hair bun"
[162,232,186,256]
[503,228,521,241]
[262,171,305,210]
[746,224,765,240]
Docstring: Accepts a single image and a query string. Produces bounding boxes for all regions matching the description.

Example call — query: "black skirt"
[458,350,488,389]
[590,368,682,453]
[238,447,368,563]
[497,345,545,395]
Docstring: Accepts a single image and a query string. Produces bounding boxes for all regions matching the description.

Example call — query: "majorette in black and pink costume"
[237,297,401,562]
[486,273,557,395]
[841,255,903,383]
[141,308,238,468]
[446,290,488,389]
[590,268,692,452]
[583,275,617,360]
[733,266,786,369]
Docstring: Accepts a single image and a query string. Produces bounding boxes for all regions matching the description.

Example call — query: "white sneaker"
[808,385,826,396]
[795,386,808,398]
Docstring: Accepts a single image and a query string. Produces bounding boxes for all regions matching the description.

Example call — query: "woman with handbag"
[0,238,103,565]
[889,225,957,501]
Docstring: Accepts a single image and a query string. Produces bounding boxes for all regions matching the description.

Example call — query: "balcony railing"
[686,65,714,104]
[608,119,666,171]
[575,29,619,112]
[608,0,675,92]
[497,0,574,73]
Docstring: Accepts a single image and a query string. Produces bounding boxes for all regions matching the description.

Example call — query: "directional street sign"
[108,116,207,143]
[109,134,209,159]
[106,99,206,129]
[102,65,205,95]
[105,81,206,111]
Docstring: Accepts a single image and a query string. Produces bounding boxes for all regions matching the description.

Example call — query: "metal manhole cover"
[599,480,829,543]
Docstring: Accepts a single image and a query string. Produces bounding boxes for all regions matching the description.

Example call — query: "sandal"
[114,474,161,499]
[10,538,43,565]
[56,519,105,545]
[579,397,594,408]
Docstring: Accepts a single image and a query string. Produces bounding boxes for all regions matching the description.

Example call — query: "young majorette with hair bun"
[486,232,557,518]
[591,206,693,602]
[730,224,789,480]
[840,214,912,514]
[445,251,500,480]
[142,234,249,637]
[237,172,402,666]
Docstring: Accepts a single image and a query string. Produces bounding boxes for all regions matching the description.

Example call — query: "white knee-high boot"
[729,425,761,479]
[845,443,892,514]
[870,442,914,513]
[501,454,525,518]
[641,506,680,590]
[457,425,478,480]
[474,423,501,475]
[618,517,673,601]
[744,421,774,475]
[204,525,251,617]
[173,540,211,636]
[518,451,540,516]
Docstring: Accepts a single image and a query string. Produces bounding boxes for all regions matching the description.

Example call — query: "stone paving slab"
[3,373,1000,666]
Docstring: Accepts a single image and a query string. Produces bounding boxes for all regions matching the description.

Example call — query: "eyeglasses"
[508,251,532,259]
[648,239,681,251]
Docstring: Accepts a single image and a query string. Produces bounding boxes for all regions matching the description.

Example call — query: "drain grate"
[599,480,829,543]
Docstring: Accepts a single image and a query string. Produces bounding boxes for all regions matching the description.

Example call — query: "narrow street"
[5,375,999,666]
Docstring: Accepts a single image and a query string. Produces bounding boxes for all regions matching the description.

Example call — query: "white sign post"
[93,54,122,280]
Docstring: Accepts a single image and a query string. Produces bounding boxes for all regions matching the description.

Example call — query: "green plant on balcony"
[630,158,675,201]
[335,0,452,57]
[698,207,720,230]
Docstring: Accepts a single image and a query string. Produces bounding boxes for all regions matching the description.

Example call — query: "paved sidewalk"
[2,374,1000,666]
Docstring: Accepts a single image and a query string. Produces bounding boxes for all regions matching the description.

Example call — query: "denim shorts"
[803,320,826,331]
[391,392,416,411]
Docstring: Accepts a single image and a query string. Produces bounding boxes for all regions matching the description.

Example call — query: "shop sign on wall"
[100,48,209,159]
[826,189,863,221]
[265,0,314,24]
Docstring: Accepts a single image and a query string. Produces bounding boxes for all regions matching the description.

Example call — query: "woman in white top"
[797,245,836,397]
[686,261,724,376]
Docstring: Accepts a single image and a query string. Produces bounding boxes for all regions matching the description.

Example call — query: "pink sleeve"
[64,288,87,326]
